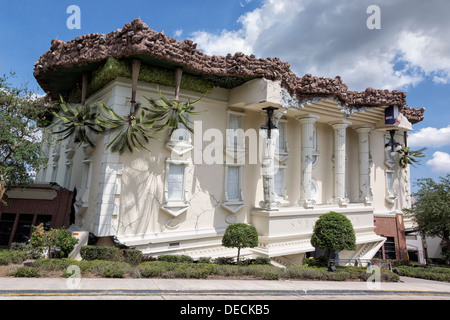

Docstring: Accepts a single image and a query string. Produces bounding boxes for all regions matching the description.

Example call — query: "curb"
[1,288,449,297]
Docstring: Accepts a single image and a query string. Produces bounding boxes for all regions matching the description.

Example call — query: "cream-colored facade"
[38,75,415,264]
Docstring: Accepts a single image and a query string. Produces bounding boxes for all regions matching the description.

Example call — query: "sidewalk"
[0,276,449,300]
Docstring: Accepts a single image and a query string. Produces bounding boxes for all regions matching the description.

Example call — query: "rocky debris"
[346,88,406,108]
[33,18,424,122]
[400,106,425,124]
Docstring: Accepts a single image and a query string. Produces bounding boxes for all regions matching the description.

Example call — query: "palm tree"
[51,98,103,147]
[97,102,156,154]
[397,146,426,168]
[145,87,204,137]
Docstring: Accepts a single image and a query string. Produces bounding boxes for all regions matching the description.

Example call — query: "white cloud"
[408,126,450,148]
[190,0,450,91]
[426,151,450,173]
[174,29,183,38]
[190,29,252,56]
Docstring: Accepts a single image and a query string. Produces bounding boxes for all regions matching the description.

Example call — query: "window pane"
[168,164,184,200]
[35,215,52,230]
[278,123,285,151]
[227,166,240,200]
[384,237,396,259]
[0,213,16,246]
[13,214,34,243]
[228,115,241,147]
[274,169,283,197]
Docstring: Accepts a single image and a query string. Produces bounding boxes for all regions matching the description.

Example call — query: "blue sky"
[1,0,450,191]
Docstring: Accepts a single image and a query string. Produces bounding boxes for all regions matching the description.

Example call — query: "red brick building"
[0,184,74,248]
[373,213,408,260]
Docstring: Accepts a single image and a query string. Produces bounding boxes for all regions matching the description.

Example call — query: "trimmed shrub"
[86,260,130,278]
[198,257,212,264]
[157,255,193,263]
[80,246,122,261]
[31,258,78,271]
[80,245,143,265]
[0,250,29,265]
[222,223,259,265]
[0,251,12,265]
[12,266,40,278]
[140,261,171,278]
[311,211,356,266]
[122,249,143,266]
[396,266,450,282]
[214,257,235,265]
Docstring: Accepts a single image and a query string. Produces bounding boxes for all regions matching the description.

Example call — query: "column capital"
[296,113,320,124]
[329,119,352,129]
[355,126,374,133]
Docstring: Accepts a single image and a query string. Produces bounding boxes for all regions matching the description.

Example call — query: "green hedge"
[79,246,142,266]
[0,250,30,265]
[9,258,401,281]
[29,258,134,278]
[396,266,450,282]
[12,266,40,278]
[157,254,194,263]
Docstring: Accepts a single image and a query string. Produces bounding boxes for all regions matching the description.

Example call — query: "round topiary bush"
[310,211,356,267]
[222,223,259,265]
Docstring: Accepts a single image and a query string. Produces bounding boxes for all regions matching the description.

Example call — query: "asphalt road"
[0,276,449,300]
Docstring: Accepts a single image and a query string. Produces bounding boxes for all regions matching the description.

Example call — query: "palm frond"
[98,102,156,154]
[144,88,205,137]
[397,147,427,168]
[51,98,103,147]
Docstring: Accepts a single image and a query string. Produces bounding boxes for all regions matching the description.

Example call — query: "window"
[0,213,53,248]
[226,111,246,151]
[277,121,287,153]
[161,159,190,217]
[226,166,241,200]
[51,163,58,182]
[384,237,396,259]
[274,169,283,198]
[274,119,290,163]
[228,114,242,148]
[167,164,184,200]
[223,110,246,214]
[273,165,288,204]
[166,115,193,156]
[63,161,72,189]
[222,165,245,214]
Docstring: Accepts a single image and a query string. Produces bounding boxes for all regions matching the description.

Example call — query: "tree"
[29,223,79,258]
[0,73,52,200]
[405,175,450,262]
[222,223,259,265]
[310,211,356,268]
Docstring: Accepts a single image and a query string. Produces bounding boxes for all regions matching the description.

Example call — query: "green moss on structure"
[80,57,214,102]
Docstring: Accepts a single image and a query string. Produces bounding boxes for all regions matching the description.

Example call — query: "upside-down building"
[33,19,425,264]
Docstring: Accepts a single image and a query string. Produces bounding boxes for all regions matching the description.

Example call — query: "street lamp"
[385,129,402,157]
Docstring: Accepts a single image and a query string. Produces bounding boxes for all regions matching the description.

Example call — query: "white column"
[297,114,320,208]
[259,128,280,210]
[330,120,351,207]
[356,127,372,205]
